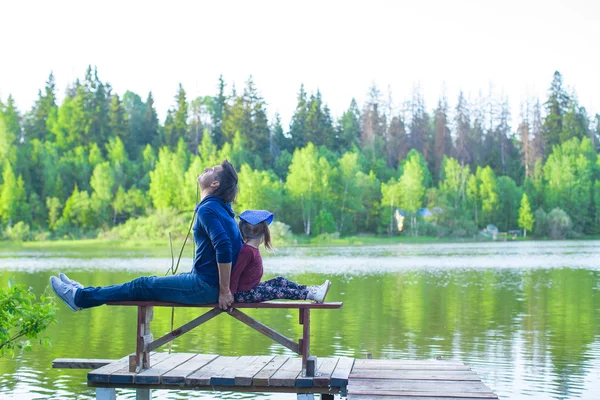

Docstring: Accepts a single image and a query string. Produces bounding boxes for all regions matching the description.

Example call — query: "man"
[50,160,242,311]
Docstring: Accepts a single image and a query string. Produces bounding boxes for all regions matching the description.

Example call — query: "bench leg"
[96,388,116,400]
[132,306,154,372]
[299,309,316,376]
[136,388,152,400]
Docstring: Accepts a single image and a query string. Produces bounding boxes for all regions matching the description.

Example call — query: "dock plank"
[53,358,115,369]
[234,356,275,386]
[348,378,497,397]
[348,396,497,400]
[185,356,239,386]
[88,354,132,383]
[353,359,466,369]
[331,356,354,387]
[252,356,289,386]
[211,355,259,386]
[313,357,340,387]
[350,369,481,381]
[269,357,302,387]
[296,357,326,388]
[161,354,218,385]
[109,352,171,384]
[134,353,197,384]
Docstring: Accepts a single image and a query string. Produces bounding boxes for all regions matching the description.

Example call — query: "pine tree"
[142,92,159,148]
[518,193,534,237]
[454,91,471,166]
[433,97,453,180]
[518,102,533,178]
[386,114,407,169]
[360,84,385,149]
[212,75,227,147]
[289,84,308,150]
[336,99,361,153]
[122,91,146,157]
[109,94,128,142]
[173,83,189,147]
[530,99,545,162]
[542,71,570,148]
[25,72,57,141]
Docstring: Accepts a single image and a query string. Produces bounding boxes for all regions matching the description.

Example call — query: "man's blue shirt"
[192,195,242,287]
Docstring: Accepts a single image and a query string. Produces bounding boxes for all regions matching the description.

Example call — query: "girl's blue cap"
[239,210,274,226]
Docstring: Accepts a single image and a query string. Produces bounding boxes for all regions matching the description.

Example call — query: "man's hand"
[218,290,234,310]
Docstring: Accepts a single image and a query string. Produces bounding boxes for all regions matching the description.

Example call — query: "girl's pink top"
[230,244,263,293]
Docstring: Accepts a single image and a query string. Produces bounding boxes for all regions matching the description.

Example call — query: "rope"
[165,185,200,353]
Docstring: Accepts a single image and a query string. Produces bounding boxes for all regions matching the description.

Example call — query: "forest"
[0,67,599,242]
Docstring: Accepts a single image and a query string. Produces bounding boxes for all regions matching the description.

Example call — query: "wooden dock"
[75,353,497,399]
[347,359,498,399]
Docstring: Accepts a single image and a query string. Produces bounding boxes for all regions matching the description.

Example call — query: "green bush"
[98,208,190,241]
[547,208,573,239]
[0,282,56,357]
[269,221,293,246]
[4,222,32,242]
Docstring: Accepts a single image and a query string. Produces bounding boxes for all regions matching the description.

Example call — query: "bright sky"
[1,0,599,128]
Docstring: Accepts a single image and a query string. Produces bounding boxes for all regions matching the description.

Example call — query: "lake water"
[1,241,599,399]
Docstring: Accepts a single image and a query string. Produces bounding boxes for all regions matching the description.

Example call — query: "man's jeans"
[74,273,219,309]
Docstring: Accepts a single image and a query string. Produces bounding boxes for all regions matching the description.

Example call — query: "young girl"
[230,210,331,303]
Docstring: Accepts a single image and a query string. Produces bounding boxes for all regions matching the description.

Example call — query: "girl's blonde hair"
[239,220,272,250]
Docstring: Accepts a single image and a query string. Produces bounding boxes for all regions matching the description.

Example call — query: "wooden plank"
[353,359,464,367]
[109,352,171,384]
[134,353,197,384]
[351,364,472,371]
[252,356,290,386]
[106,301,343,309]
[147,308,222,352]
[53,358,115,369]
[269,357,302,387]
[88,355,132,383]
[161,354,219,385]
[234,356,275,386]
[348,392,497,399]
[228,309,300,353]
[314,357,340,387]
[211,355,257,386]
[347,378,496,395]
[348,396,498,400]
[185,356,239,386]
[296,357,326,387]
[331,356,354,387]
[349,369,481,381]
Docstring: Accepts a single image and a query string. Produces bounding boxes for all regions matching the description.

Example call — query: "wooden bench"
[105,301,343,377]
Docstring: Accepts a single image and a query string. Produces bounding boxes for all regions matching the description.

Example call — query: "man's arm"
[217,262,234,310]
[198,208,235,310]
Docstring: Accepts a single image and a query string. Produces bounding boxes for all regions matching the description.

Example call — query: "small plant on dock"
[0,281,56,357]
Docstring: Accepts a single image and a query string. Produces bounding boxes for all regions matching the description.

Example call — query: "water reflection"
[0,241,599,399]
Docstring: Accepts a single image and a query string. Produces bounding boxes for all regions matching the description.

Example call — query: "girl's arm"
[230,247,252,294]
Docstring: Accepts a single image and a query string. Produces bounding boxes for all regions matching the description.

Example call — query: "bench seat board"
[106,301,342,309]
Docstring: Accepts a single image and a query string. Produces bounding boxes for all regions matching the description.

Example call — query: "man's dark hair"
[213,159,238,204]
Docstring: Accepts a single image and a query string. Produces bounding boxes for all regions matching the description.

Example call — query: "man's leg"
[74,273,218,308]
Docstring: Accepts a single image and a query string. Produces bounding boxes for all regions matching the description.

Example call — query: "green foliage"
[4,221,32,242]
[0,282,56,357]
[1,68,599,241]
[518,193,534,237]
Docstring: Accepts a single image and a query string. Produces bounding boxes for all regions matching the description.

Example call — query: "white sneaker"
[59,273,84,289]
[307,280,331,303]
[50,276,81,312]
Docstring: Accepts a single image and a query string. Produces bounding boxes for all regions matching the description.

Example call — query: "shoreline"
[1,234,599,252]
